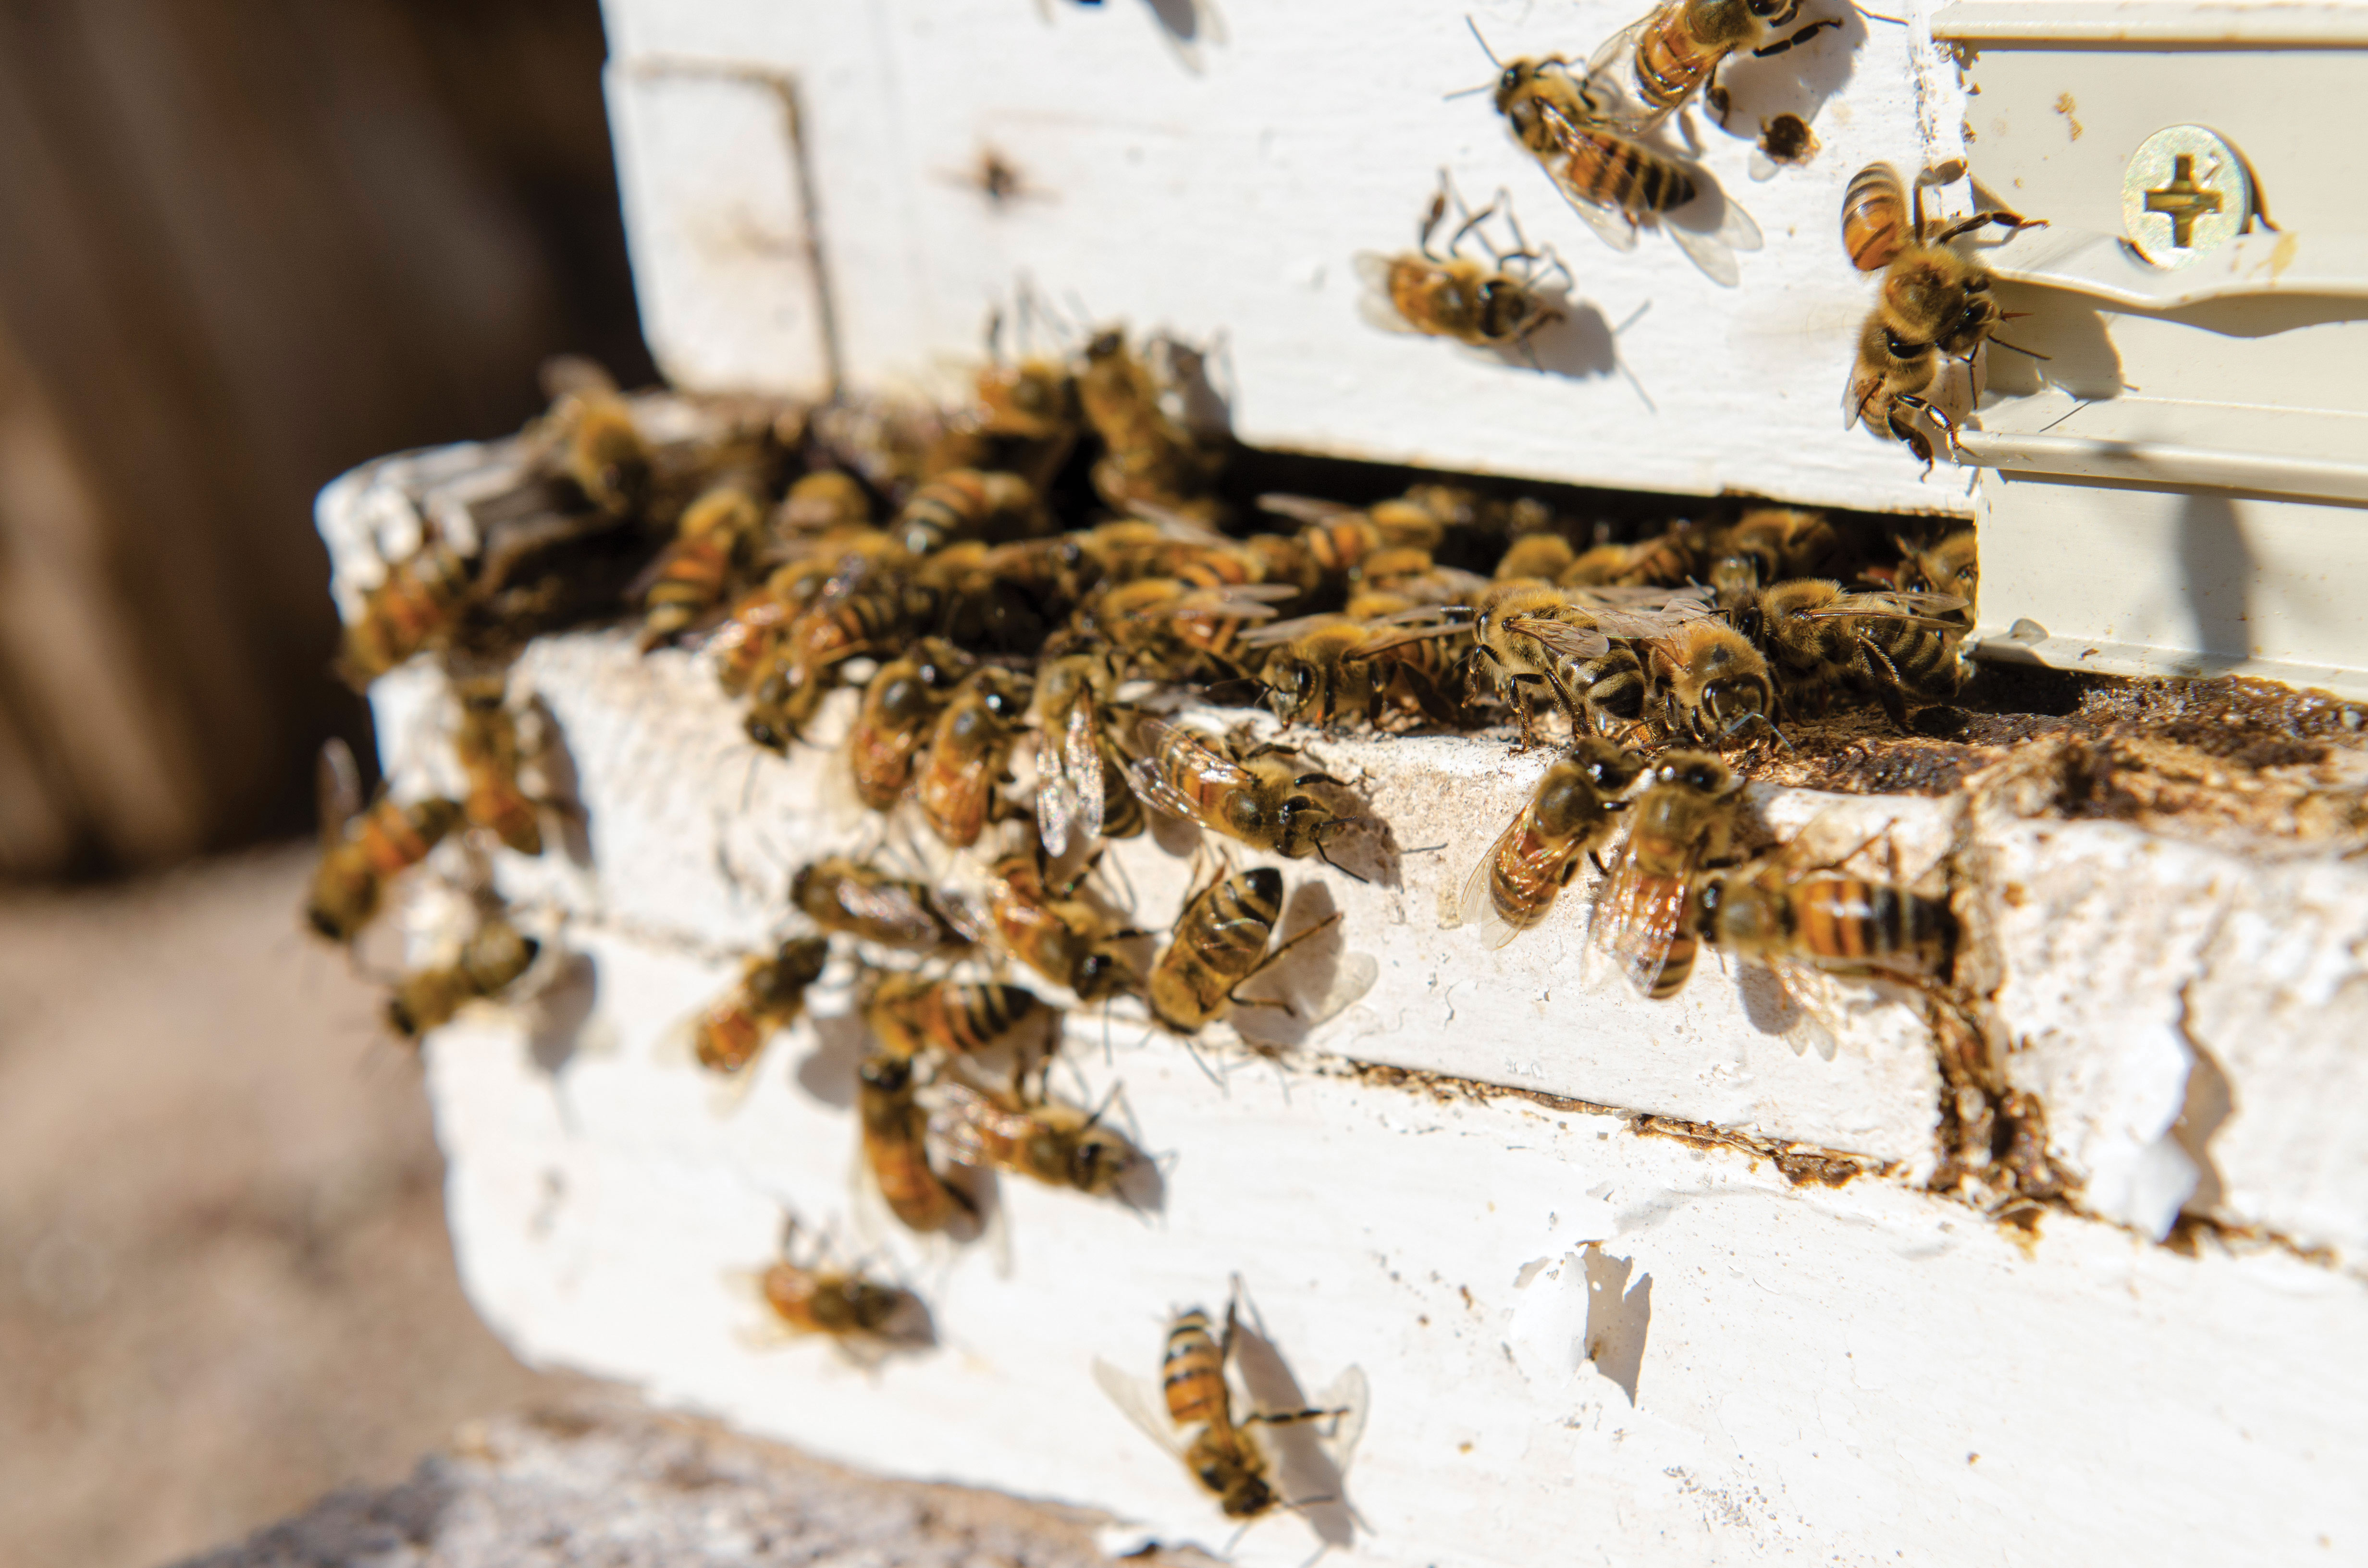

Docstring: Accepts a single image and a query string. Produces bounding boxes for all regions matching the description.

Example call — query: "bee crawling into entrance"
[1094,1275,1369,1538]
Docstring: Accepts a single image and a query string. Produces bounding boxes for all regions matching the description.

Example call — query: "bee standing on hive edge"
[306,739,463,945]
[1693,837,1956,986]
[792,856,968,951]
[694,935,832,1076]
[929,1071,1143,1197]
[1146,863,1367,1037]
[1458,737,1646,948]
[966,850,1145,1003]
[450,674,555,856]
[1354,172,1570,364]
[916,666,1033,849]
[1126,717,1369,879]
[1093,1278,1368,1523]
[1592,749,1744,999]
[1476,29,1762,286]
[1583,0,1846,133]
[856,1051,975,1234]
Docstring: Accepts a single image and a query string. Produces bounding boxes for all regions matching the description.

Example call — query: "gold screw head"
[2121,125,2253,267]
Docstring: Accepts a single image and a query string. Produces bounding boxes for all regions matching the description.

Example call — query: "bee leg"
[1752,16,1845,57]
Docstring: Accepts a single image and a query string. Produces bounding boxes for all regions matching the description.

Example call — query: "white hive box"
[317,4,2368,1564]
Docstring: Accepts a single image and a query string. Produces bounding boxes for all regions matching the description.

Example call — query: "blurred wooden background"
[0,0,651,879]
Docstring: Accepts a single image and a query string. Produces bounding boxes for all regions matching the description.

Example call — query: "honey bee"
[1457,737,1646,947]
[451,675,551,856]
[1844,316,1952,466]
[776,469,875,536]
[1147,864,1351,1035]
[847,639,973,811]
[1557,522,1707,589]
[1644,617,1787,750]
[861,972,1048,1063]
[1496,532,1579,582]
[755,1247,911,1340]
[1126,719,1365,874]
[1089,576,1296,683]
[856,1051,974,1233]
[694,935,832,1075]
[1583,0,1844,132]
[1895,527,1977,605]
[634,485,763,649]
[1030,652,1145,858]
[893,469,1047,557]
[533,356,651,518]
[1355,177,1568,359]
[1592,749,1743,999]
[1390,580,1704,743]
[974,851,1143,1002]
[915,666,1032,848]
[1704,506,1838,609]
[1692,844,1955,984]
[791,856,968,951]
[1483,41,1760,285]
[306,740,463,944]
[1731,579,1969,725]
[385,917,541,1041]
[1078,328,1223,514]
[339,543,469,686]
[1093,1281,1368,1521]
[744,570,917,753]
[929,1075,1142,1197]
[1243,616,1466,731]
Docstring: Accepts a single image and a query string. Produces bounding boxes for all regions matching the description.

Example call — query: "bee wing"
[1799,590,1970,624]
[937,886,995,948]
[1136,584,1297,623]
[1064,699,1105,846]
[1844,358,1886,430]
[1352,255,1423,336]
[838,881,953,947]
[925,1081,1006,1168]
[1124,755,1209,824]
[1125,718,1246,823]
[1579,17,1667,131]
[1527,102,1643,255]
[1503,612,1611,661]
[317,737,364,847]
[1093,1359,1192,1461]
[1456,818,1566,950]
[1583,600,1714,641]
[1591,841,1702,999]
[1238,612,1347,650]
[1035,740,1077,859]
[1315,1365,1371,1472]
[1256,493,1357,528]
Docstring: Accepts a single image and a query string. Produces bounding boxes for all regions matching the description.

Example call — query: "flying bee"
[1644,617,1787,750]
[451,674,551,855]
[1583,0,1845,133]
[1693,842,1955,984]
[972,851,1144,1002]
[306,740,464,944]
[1732,579,1969,725]
[1481,39,1761,285]
[915,665,1032,848]
[847,639,973,812]
[1355,175,1569,361]
[1079,328,1223,514]
[385,917,541,1041]
[339,543,470,686]
[857,1051,974,1234]
[1147,864,1356,1036]
[1030,652,1145,858]
[775,469,875,536]
[1093,1280,1368,1522]
[1457,737,1646,947]
[693,935,832,1076]
[792,856,968,951]
[1592,748,1743,999]
[530,356,653,518]
[893,468,1048,557]
[860,972,1049,1064]
[1125,718,1367,875]
[929,1074,1142,1197]
[1705,506,1838,609]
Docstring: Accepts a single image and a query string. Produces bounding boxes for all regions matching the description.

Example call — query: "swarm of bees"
[303,13,2074,1515]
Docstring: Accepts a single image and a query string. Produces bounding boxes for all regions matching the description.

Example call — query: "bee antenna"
[1463,14,1505,67]
[1989,338,2051,360]
[1855,3,1909,21]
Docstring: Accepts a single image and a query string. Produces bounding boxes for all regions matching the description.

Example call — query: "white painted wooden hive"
[315,4,2368,1563]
